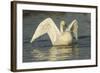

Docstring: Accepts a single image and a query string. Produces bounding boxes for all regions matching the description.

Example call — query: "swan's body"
[30,18,78,45]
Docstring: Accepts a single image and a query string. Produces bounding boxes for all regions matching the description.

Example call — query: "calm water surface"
[23,36,90,62]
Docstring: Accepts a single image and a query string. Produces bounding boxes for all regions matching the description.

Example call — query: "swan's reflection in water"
[31,45,79,61]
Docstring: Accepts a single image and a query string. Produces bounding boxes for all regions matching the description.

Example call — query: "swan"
[30,18,78,45]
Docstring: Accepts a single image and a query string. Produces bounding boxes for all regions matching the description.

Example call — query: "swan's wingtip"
[30,40,32,43]
[45,17,52,20]
[73,19,78,22]
[30,39,34,43]
[47,17,52,19]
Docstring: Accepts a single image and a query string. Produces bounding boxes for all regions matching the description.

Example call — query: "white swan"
[30,18,78,45]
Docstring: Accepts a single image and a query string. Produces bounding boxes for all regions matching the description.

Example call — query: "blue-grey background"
[23,10,91,62]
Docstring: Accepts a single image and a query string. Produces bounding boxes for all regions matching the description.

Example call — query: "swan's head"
[60,20,65,26]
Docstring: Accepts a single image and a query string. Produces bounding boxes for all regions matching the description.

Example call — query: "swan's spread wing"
[30,18,60,44]
[66,19,78,40]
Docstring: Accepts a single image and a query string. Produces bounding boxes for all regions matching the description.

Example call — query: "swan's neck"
[60,20,65,32]
[60,24,63,32]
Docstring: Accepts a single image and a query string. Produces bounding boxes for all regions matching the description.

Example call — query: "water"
[23,36,91,62]
[23,10,91,62]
